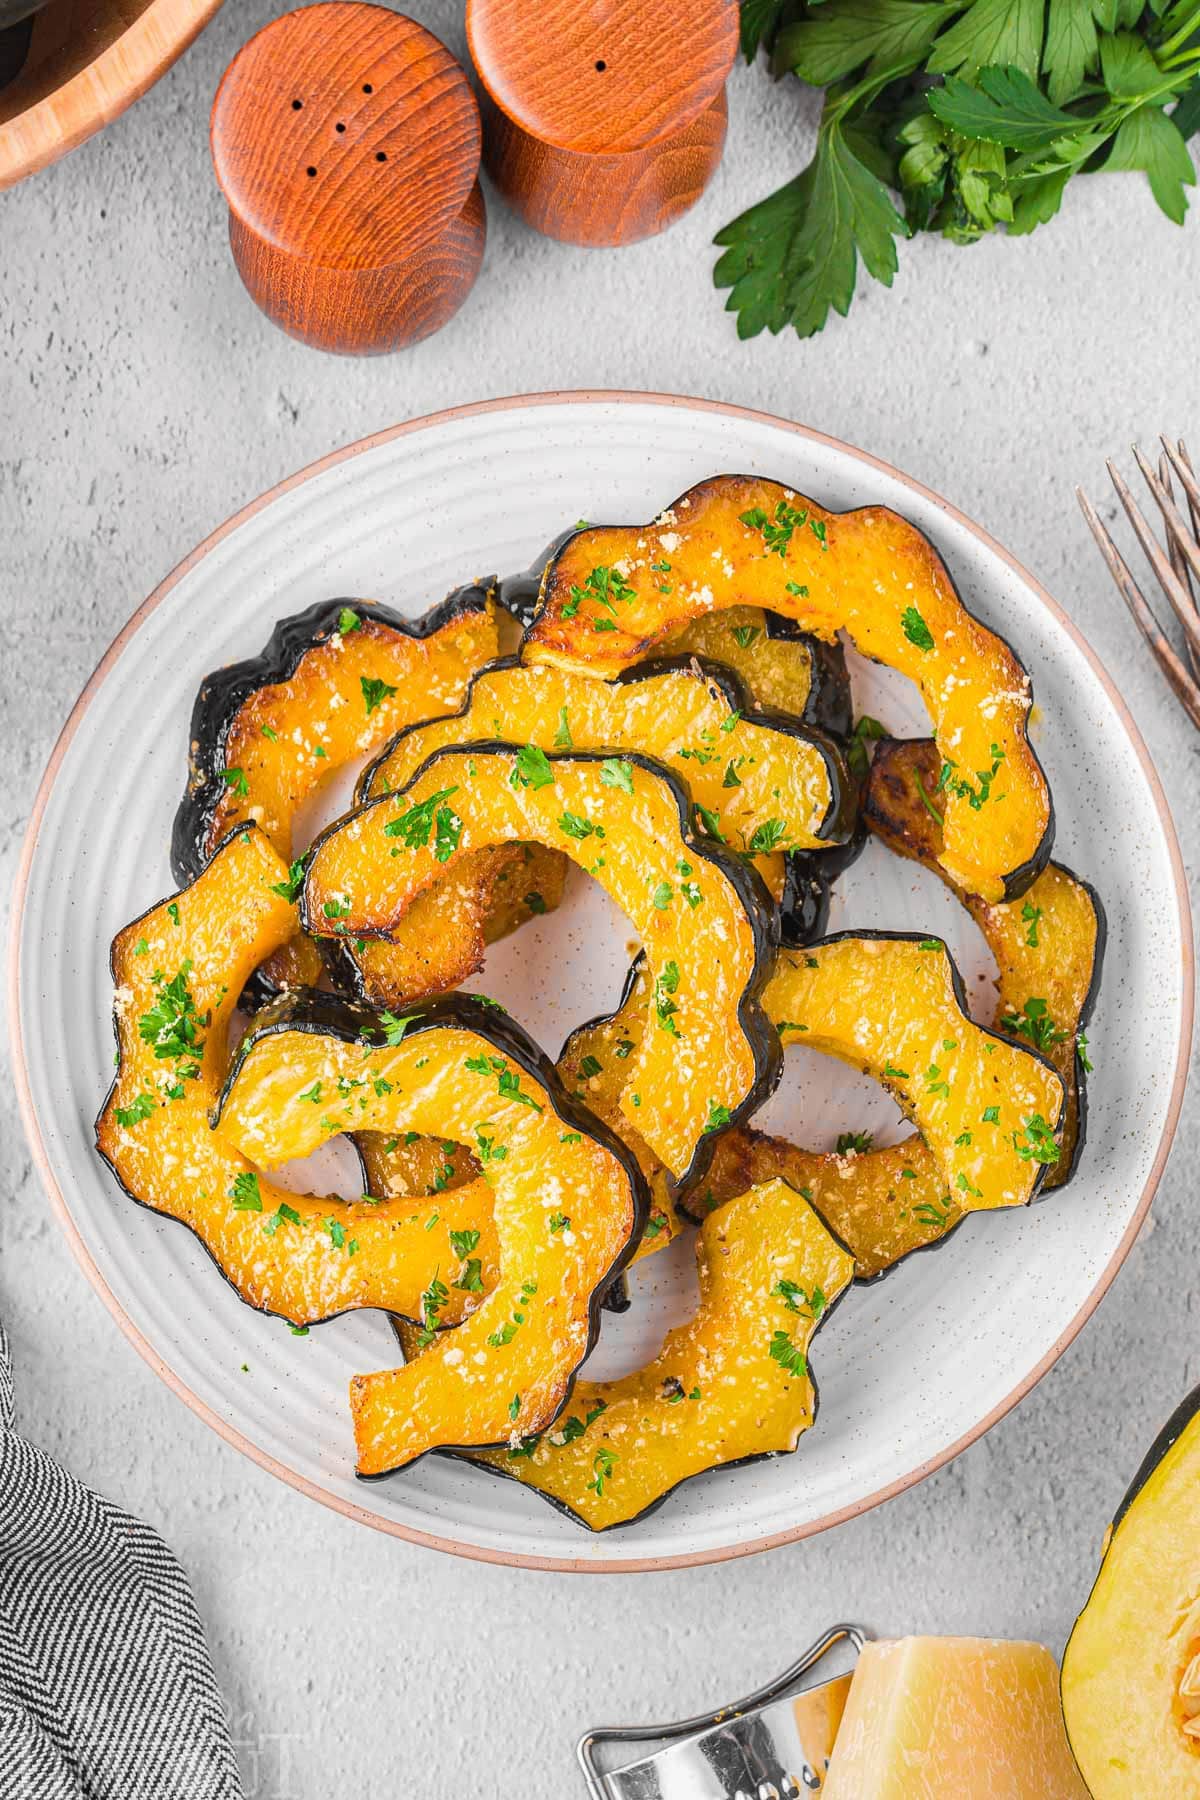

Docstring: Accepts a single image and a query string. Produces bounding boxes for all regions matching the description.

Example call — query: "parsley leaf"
[713,102,907,341]
[360,675,397,716]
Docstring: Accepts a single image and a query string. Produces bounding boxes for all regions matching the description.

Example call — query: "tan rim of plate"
[10,391,1194,1573]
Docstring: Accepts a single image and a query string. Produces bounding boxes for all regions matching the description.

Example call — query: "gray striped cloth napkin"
[0,1322,244,1799]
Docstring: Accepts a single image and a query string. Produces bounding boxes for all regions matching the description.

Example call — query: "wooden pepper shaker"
[466,0,739,248]
[210,3,485,355]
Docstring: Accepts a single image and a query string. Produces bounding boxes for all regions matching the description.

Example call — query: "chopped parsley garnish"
[511,743,555,791]
[739,498,811,559]
[925,1063,951,1098]
[138,962,207,1074]
[558,810,603,841]
[777,1019,808,1034]
[768,1330,808,1377]
[1001,996,1067,1054]
[1013,1113,1060,1165]
[133,938,149,957]
[450,1229,481,1260]
[939,745,1006,811]
[914,1195,953,1228]
[1077,1033,1094,1075]
[360,675,397,716]
[982,1105,1000,1124]
[655,961,681,1037]
[919,939,942,952]
[549,1213,570,1234]
[600,758,634,795]
[326,1217,346,1249]
[730,624,761,649]
[882,1063,909,1079]
[651,880,673,910]
[454,1260,485,1294]
[901,606,934,652]
[1022,901,1042,948]
[703,1101,732,1135]
[693,803,724,841]
[115,1092,156,1127]
[229,1171,262,1212]
[746,817,789,855]
[579,1055,602,1079]
[773,1278,826,1319]
[524,890,547,915]
[385,786,461,855]
[222,767,249,797]
[508,1394,521,1422]
[722,760,742,789]
[474,1132,507,1165]
[956,1172,983,1197]
[553,706,572,748]
[847,714,886,780]
[270,857,308,903]
[262,1202,302,1238]
[323,897,351,920]
[563,564,636,622]
[378,1010,419,1048]
[835,1131,872,1155]
[587,1446,617,1497]
[417,1272,449,1346]
[337,607,360,634]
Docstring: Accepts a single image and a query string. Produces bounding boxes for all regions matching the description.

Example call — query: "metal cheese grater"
[577,1624,868,1799]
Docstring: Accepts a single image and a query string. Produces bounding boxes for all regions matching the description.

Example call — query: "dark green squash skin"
[211,987,651,1348]
[357,649,853,842]
[449,1238,853,1532]
[526,481,1056,903]
[860,738,1103,1190]
[171,584,495,1007]
[305,742,785,1198]
[171,585,496,887]
[675,928,1068,1232]
[1108,1382,1200,1537]
[358,651,856,951]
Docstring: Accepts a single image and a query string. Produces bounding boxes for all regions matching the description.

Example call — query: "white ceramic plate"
[12,393,1192,1571]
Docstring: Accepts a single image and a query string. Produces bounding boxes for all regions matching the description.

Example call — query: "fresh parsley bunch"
[716,0,1200,339]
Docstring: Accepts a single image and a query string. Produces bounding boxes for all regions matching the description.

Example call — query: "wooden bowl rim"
[0,0,224,191]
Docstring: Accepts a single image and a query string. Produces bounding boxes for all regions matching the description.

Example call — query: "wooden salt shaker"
[466,0,739,248]
[210,4,485,354]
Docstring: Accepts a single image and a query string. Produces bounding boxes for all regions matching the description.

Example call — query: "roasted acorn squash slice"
[303,746,781,1184]
[1062,1384,1200,1797]
[360,656,851,908]
[523,474,1052,902]
[661,606,853,734]
[171,589,503,998]
[96,827,509,1328]
[214,990,647,1473]
[453,1178,853,1530]
[323,840,568,1009]
[864,736,1103,1187]
[747,936,1067,1215]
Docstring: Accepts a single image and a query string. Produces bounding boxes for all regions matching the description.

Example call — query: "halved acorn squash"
[323,840,568,1009]
[360,656,852,906]
[171,588,502,998]
[453,1177,853,1530]
[214,989,647,1473]
[523,475,1052,902]
[864,737,1103,1187]
[302,746,781,1184]
[96,827,509,1328]
[1062,1384,1200,1797]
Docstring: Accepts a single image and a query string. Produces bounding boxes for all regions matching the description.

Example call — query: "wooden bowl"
[0,0,224,190]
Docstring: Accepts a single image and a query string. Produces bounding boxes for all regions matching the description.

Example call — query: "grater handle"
[576,1623,868,1799]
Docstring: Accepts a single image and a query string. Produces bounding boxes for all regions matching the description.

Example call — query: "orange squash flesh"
[303,747,778,1182]
[865,737,1102,1187]
[523,475,1051,902]
[458,1178,854,1530]
[213,995,645,1472]
[360,658,848,904]
[95,828,497,1327]
[660,605,828,717]
[1062,1386,1200,1797]
[180,600,503,995]
[760,939,1066,1214]
[335,840,568,1009]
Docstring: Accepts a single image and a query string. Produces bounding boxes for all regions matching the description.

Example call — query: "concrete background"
[1,4,1197,1793]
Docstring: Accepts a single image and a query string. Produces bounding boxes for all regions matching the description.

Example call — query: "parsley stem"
[1158,5,1200,59]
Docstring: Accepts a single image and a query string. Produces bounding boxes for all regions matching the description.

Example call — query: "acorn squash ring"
[523,474,1054,904]
[302,743,783,1189]
[214,988,649,1474]
[171,585,503,1004]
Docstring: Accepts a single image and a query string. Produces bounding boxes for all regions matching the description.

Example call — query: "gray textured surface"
[1,5,1198,1794]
